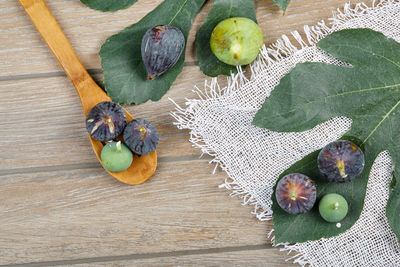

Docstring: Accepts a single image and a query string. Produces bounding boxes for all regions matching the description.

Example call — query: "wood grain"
[0,164,272,264]
[0,66,209,170]
[0,0,370,265]
[63,248,289,266]
[18,0,158,185]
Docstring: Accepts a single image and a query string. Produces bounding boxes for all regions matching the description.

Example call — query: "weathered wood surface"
[0,0,363,76]
[71,248,289,266]
[0,0,364,265]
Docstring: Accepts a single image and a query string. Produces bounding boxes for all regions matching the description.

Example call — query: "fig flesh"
[318,140,365,183]
[275,173,317,215]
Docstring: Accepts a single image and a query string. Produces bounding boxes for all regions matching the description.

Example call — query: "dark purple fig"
[317,140,365,183]
[123,118,159,155]
[86,101,126,142]
[141,25,185,80]
[275,173,317,215]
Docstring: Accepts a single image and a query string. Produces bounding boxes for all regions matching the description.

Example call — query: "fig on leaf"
[319,193,349,223]
[318,140,365,183]
[141,25,185,80]
[210,17,263,66]
[275,173,317,215]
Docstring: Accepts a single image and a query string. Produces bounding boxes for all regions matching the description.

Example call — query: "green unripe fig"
[319,193,349,223]
[101,141,133,172]
[210,17,264,66]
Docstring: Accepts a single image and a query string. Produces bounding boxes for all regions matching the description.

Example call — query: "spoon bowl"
[19,0,157,185]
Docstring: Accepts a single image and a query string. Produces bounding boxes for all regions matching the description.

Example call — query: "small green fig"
[319,193,349,223]
[101,141,133,172]
[210,17,264,66]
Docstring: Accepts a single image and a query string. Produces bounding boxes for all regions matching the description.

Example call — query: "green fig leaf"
[253,29,400,243]
[387,174,400,242]
[80,0,137,12]
[196,0,257,77]
[272,0,291,13]
[271,137,370,243]
[100,0,206,104]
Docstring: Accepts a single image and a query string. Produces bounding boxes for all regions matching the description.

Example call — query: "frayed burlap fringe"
[171,1,400,265]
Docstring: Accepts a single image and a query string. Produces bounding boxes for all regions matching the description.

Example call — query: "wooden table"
[0,0,364,265]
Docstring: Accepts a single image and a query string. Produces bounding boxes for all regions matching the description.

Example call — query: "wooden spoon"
[19,0,157,185]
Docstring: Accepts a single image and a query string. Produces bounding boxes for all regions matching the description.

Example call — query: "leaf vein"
[228,0,234,17]
[273,83,400,117]
[328,44,400,69]
[362,99,400,145]
[168,0,191,25]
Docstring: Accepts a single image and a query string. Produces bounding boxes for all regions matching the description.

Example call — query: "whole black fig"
[141,25,185,80]
[86,101,126,142]
[123,118,159,155]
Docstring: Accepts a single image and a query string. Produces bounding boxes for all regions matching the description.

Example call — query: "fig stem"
[139,127,147,141]
[116,141,122,152]
[333,202,339,210]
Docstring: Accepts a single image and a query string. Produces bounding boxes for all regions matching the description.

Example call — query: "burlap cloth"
[172,1,400,265]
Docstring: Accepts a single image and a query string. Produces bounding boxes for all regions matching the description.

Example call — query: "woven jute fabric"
[172,1,400,265]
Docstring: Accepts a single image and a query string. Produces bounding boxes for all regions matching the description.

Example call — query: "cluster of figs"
[275,140,365,223]
[141,17,265,80]
[92,18,263,171]
[86,101,158,172]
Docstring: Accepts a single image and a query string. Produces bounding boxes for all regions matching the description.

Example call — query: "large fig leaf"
[196,0,257,77]
[271,137,370,243]
[100,0,206,104]
[80,0,137,12]
[253,29,400,243]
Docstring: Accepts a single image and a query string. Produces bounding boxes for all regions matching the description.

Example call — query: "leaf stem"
[116,141,122,152]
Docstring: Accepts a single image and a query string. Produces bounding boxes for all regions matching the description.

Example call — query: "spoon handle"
[19,0,103,101]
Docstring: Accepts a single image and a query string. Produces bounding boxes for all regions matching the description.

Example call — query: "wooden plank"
[0,1,369,265]
[43,247,290,266]
[0,66,211,170]
[0,163,273,265]
[0,0,364,76]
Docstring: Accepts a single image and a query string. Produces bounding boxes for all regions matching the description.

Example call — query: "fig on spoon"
[19,0,157,185]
